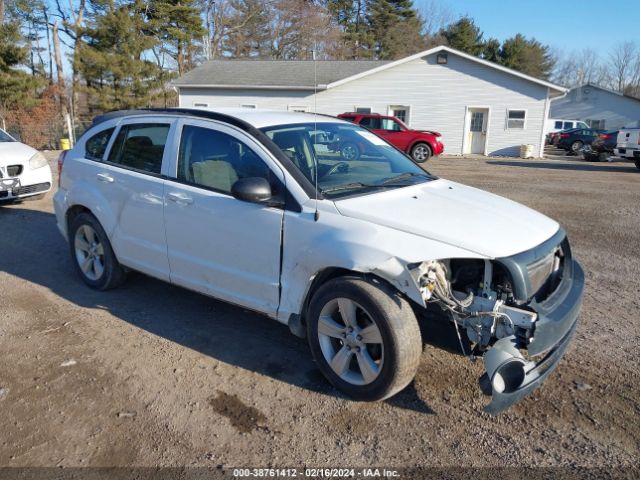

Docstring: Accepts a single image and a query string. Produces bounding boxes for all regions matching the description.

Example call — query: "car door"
[163,119,286,315]
[94,118,175,281]
[376,117,410,150]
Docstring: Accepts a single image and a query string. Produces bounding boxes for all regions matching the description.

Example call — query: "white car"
[53,109,584,413]
[0,129,53,201]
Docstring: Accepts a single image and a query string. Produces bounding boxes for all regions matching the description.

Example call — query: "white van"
[545,118,589,135]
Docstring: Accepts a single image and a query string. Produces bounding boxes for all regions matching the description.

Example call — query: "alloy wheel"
[317,297,384,386]
[74,224,105,281]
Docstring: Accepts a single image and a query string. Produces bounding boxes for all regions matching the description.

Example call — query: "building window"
[193,103,209,108]
[288,105,309,112]
[355,107,371,114]
[554,121,563,129]
[388,105,410,124]
[586,119,606,130]
[240,104,257,109]
[507,110,526,129]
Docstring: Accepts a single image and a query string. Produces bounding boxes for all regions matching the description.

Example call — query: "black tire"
[307,276,422,401]
[597,152,609,163]
[582,152,596,162]
[635,159,640,170]
[410,142,432,163]
[68,212,126,290]
[570,141,583,154]
[340,142,360,160]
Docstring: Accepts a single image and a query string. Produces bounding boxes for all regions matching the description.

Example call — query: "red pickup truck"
[337,112,444,162]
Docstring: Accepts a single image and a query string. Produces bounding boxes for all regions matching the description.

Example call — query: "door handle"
[167,192,194,205]
[96,173,114,183]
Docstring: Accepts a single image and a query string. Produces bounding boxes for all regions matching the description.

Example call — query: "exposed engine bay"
[413,259,538,353]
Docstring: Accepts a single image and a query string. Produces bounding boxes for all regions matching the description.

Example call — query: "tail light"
[560,133,569,138]
[599,134,609,140]
[57,150,68,187]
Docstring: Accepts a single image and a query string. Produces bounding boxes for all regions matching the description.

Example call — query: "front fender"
[277,205,486,322]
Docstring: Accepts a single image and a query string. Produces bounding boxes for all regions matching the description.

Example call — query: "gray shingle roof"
[174,60,391,89]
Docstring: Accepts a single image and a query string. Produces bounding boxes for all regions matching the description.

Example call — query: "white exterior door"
[466,108,488,154]
[163,120,285,315]
[94,120,174,281]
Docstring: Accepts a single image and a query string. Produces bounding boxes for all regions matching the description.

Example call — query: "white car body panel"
[614,128,640,159]
[334,179,559,258]
[162,118,287,314]
[0,133,53,200]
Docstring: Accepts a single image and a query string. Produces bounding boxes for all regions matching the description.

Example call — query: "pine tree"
[440,16,483,55]
[500,34,555,79]
[327,0,373,59]
[366,0,423,60]
[146,0,205,75]
[0,20,41,109]
[78,0,166,112]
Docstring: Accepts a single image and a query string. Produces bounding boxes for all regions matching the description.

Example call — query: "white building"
[174,46,567,157]
[550,83,640,131]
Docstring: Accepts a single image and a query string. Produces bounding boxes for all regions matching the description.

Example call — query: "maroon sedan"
[337,112,444,162]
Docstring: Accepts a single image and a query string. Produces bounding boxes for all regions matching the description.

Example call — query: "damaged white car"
[53,109,584,413]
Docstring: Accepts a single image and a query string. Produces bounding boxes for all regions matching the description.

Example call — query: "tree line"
[0,0,638,147]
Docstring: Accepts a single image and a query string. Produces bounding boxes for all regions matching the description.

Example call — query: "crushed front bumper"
[483,259,584,414]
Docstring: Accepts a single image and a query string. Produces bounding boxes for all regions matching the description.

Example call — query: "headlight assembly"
[28,152,48,170]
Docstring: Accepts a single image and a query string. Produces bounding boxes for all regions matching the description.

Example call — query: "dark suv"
[337,113,444,162]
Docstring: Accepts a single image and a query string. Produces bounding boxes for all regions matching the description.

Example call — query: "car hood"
[0,142,37,166]
[333,179,560,258]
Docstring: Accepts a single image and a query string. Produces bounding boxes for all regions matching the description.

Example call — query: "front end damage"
[409,228,584,414]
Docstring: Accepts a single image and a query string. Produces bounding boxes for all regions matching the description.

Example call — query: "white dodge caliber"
[54,109,584,413]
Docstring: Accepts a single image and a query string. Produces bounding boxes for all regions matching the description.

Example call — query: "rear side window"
[107,123,170,175]
[359,117,381,129]
[85,128,114,161]
[563,121,573,129]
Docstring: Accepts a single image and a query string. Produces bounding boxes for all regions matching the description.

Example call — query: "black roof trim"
[91,108,321,199]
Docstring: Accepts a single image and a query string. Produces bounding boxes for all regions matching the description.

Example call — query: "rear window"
[85,128,114,161]
[107,123,170,175]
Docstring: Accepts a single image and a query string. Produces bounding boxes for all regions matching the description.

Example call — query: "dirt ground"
[0,152,639,475]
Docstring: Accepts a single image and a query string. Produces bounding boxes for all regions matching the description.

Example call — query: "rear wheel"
[68,212,126,290]
[307,276,422,401]
[340,142,360,160]
[411,143,432,163]
[570,141,583,154]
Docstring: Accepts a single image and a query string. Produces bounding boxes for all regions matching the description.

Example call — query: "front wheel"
[307,277,422,401]
[410,143,432,163]
[68,212,127,290]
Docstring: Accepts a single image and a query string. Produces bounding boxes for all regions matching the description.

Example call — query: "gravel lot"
[0,152,639,475]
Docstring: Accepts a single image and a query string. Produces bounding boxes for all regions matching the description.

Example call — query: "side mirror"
[231,177,273,204]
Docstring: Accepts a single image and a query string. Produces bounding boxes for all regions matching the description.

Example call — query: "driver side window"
[177,125,279,196]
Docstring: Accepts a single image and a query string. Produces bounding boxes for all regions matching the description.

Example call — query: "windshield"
[0,130,15,142]
[261,122,435,199]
